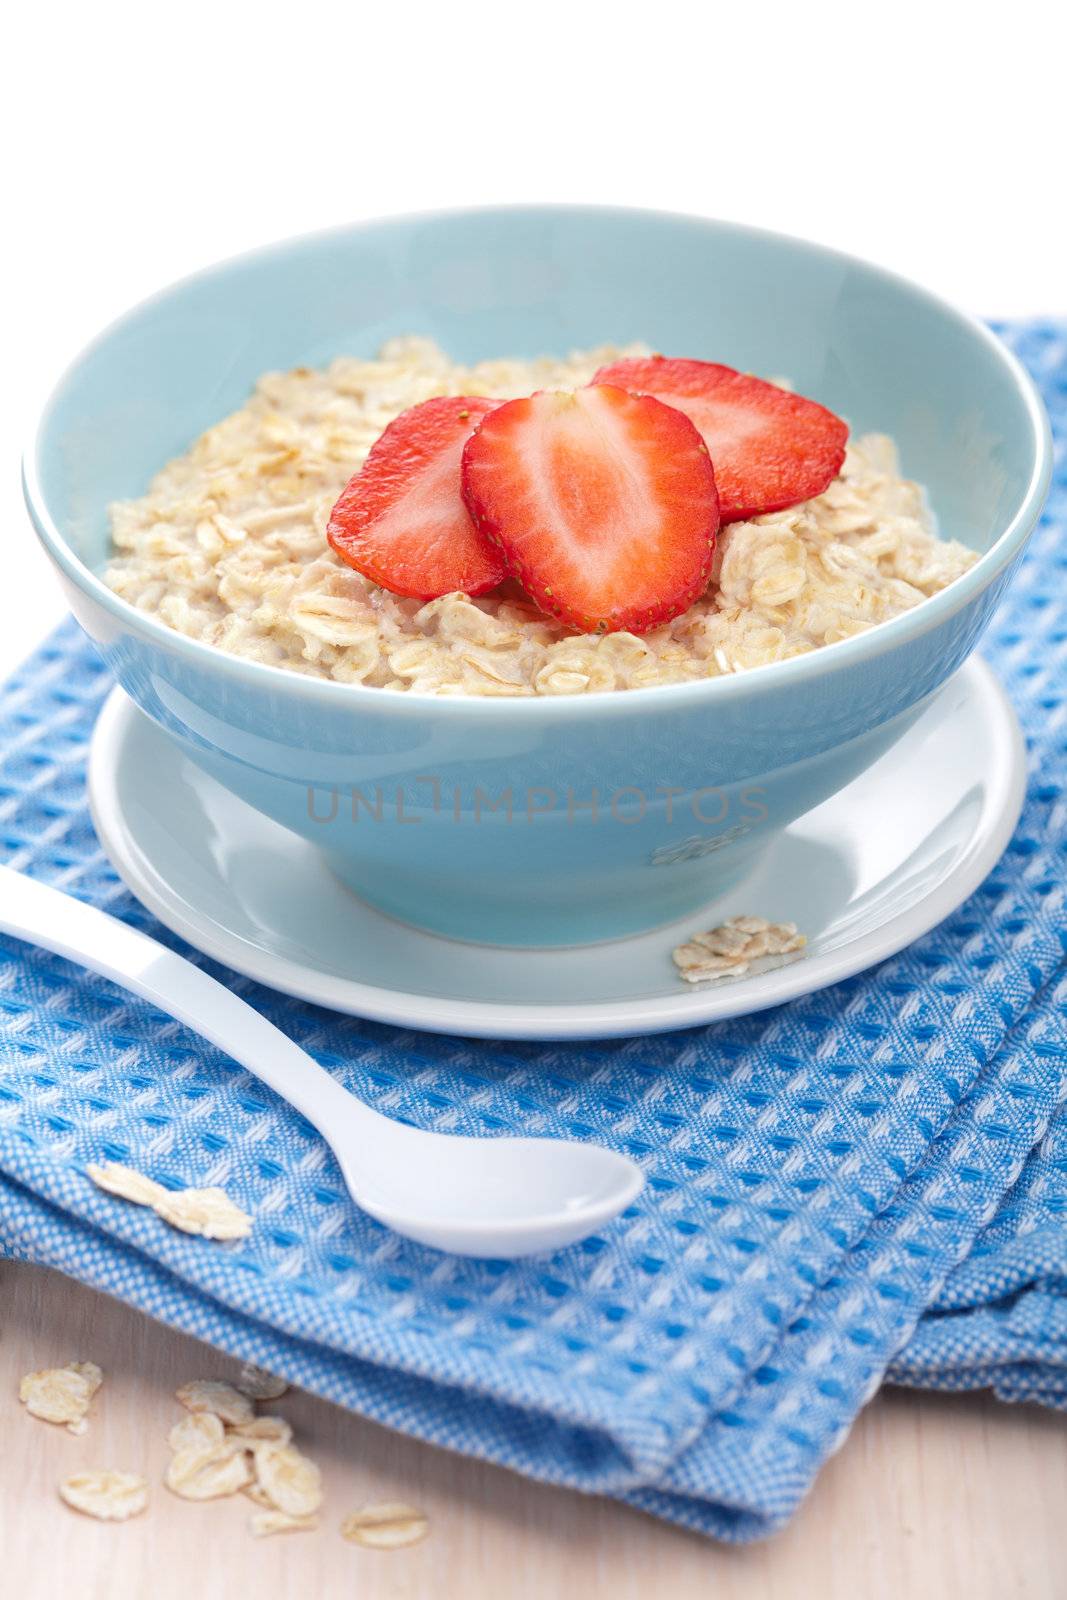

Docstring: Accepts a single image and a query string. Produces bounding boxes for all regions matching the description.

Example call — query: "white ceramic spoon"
[0,866,644,1256]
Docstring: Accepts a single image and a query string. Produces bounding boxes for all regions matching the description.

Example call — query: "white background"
[3,0,1064,675]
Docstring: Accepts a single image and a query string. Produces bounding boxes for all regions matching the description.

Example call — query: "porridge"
[105,337,977,697]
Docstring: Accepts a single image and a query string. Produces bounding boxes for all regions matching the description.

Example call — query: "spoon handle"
[0,864,385,1138]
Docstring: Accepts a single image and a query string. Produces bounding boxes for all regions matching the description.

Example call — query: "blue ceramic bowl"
[24,207,1052,946]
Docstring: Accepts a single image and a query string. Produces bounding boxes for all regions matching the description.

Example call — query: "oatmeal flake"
[19,1361,103,1433]
[341,1501,430,1549]
[59,1470,148,1522]
[672,915,806,984]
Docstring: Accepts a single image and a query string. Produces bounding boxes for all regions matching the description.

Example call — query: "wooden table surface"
[1,1261,1062,1599]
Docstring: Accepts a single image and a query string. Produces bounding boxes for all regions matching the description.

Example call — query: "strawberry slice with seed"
[461,385,720,635]
[327,395,506,600]
[591,356,848,523]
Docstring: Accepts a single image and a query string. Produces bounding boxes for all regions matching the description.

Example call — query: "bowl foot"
[320,845,764,950]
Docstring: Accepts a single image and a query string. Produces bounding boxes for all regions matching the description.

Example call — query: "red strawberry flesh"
[591,357,848,522]
[461,385,720,634]
[327,395,506,600]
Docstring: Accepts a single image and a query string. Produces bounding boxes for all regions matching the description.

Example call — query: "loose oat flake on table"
[165,1442,251,1501]
[59,1470,149,1522]
[228,1415,293,1445]
[251,1441,324,1518]
[672,915,806,984]
[175,1378,255,1426]
[167,1411,226,1453]
[341,1502,430,1550]
[249,1509,320,1538]
[87,1161,253,1240]
[19,1361,103,1433]
[235,1361,289,1401]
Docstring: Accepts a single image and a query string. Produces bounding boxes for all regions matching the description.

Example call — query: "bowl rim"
[22,202,1054,723]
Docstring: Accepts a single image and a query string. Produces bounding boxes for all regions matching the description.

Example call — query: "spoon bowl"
[354,1131,644,1256]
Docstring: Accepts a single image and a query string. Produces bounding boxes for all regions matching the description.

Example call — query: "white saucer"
[88,658,1024,1041]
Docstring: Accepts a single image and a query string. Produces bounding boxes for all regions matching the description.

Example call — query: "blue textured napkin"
[1,322,1064,1543]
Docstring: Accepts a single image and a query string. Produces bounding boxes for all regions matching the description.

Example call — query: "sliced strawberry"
[461,385,719,635]
[327,395,506,600]
[591,357,848,522]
